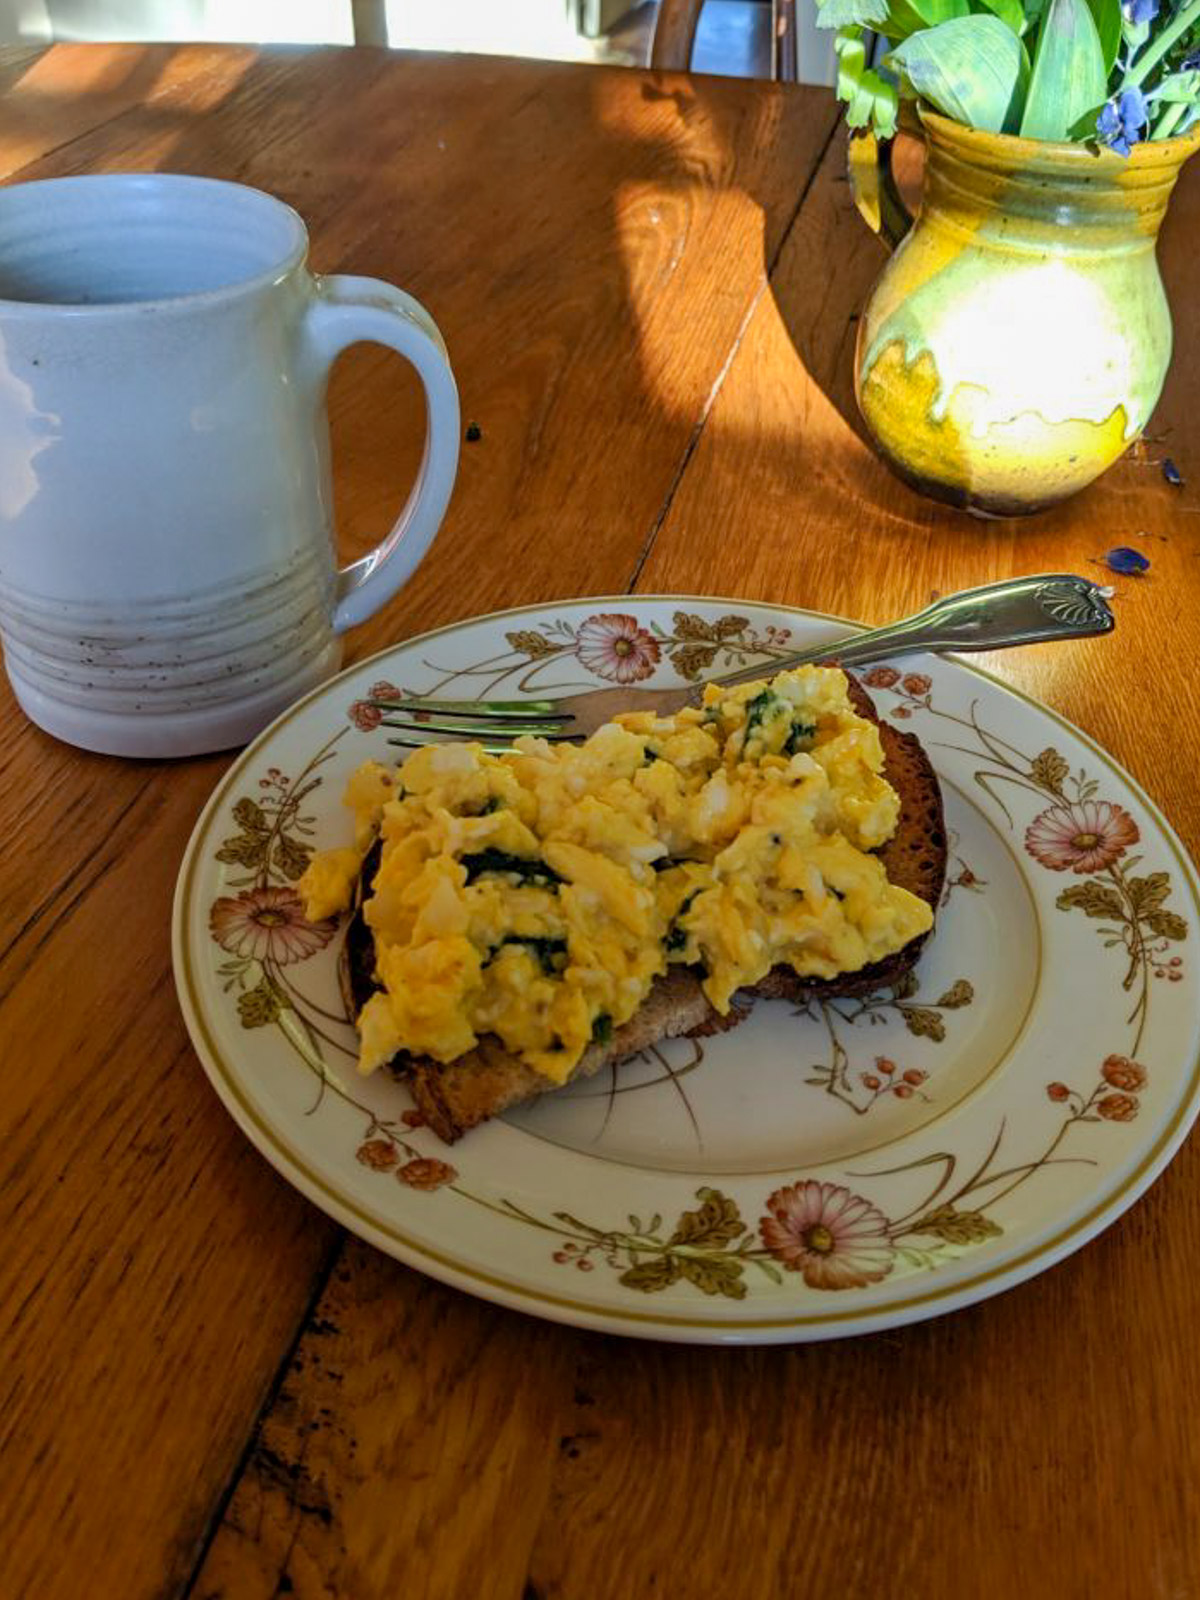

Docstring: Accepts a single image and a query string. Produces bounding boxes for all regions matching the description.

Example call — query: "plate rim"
[172,593,1200,1343]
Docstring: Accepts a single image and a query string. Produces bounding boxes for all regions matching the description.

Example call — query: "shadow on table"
[16,42,1197,594]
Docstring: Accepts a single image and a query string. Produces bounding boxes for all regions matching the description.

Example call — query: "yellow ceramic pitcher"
[851,110,1200,515]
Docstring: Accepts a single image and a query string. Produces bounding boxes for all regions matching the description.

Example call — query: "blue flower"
[1122,0,1158,22]
[1105,546,1150,575]
[1097,88,1149,156]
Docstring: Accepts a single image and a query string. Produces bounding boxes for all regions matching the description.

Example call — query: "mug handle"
[848,129,914,254]
[303,274,460,634]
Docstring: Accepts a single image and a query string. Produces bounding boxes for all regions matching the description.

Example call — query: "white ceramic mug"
[0,173,459,757]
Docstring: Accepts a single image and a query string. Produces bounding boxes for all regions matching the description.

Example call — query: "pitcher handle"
[303,274,460,635]
[848,128,914,254]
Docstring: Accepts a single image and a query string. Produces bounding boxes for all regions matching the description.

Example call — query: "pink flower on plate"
[759,1181,894,1290]
[397,1157,457,1191]
[1097,1093,1139,1123]
[862,666,901,689]
[1025,801,1140,874]
[348,678,403,732]
[357,1138,399,1171]
[209,886,335,965]
[348,699,382,732]
[1102,1054,1147,1093]
[575,613,661,684]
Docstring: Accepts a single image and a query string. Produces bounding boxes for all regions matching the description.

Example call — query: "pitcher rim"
[0,172,310,318]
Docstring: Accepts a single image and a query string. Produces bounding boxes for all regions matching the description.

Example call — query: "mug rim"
[0,171,310,317]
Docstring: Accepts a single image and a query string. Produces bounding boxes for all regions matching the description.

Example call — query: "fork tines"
[371,696,579,753]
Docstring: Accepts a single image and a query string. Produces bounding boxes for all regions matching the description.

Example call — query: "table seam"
[177,1230,345,1600]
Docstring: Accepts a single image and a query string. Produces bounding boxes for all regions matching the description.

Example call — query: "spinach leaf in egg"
[744,689,790,739]
[665,891,699,953]
[592,1013,613,1045]
[783,720,816,756]
[459,848,564,888]
[489,935,568,975]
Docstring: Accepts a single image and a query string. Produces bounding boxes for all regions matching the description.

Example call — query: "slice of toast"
[338,673,946,1143]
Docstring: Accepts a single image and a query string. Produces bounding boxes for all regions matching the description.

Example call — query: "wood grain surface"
[1,41,1199,1600]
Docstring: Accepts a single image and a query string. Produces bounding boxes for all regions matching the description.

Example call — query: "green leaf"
[676,1254,748,1299]
[672,611,718,643]
[1128,872,1171,915]
[273,834,313,883]
[215,834,269,870]
[1020,0,1107,141]
[901,1004,946,1041]
[1056,882,1126,919]
[835,28,901,138]
[668,1187,747,1249]
[975,0,1029,35]
[233,796,271,834]
[816,0,891,29]
[671,642,720,681]
[909,1204,1003,1244]
[881,0,970,43]
[1146,909,1189,941]
[237,978,282,1029]
[892,970,921,1001]
[619,1257,682,1293]
[887,16,1030,134]
[935,978,975,1009]
[506,629,558,660]
[1121,14,1149,53]
[1084,0,1122,73]
[1030,747,1070,794]
[1150,70,1200,105]
[460,849,564,888]
[712,615,751,640]
[912,0,972,20]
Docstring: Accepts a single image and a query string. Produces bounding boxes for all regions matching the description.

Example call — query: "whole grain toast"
[338,673,946,1143]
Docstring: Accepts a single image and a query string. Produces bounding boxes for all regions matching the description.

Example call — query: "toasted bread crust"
[402,967,729,1143]
[346,672,946,1142]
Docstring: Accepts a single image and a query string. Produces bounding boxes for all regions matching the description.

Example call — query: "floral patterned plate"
[172,597,1200,1343]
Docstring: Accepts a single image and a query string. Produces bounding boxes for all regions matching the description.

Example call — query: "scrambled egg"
[299,667,933,1084]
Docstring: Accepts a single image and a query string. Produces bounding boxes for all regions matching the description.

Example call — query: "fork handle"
[710,574,1115,689]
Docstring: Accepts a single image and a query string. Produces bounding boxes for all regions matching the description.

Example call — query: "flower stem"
[1153,100,1188,141]
[1124,0,1200,90]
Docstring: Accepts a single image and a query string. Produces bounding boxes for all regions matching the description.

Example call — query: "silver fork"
[374,573,1114,753]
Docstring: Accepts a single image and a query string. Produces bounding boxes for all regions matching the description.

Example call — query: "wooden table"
[2,42,1199,1600]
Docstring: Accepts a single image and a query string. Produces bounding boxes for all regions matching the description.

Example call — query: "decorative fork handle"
[711,574,1115,689]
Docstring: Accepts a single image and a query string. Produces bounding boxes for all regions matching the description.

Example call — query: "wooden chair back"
[650,0,798,81]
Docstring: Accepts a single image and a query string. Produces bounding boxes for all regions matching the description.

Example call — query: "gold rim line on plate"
[173,596,1200,1332]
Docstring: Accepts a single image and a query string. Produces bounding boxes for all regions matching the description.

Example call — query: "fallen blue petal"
[1105,546,1150,575]
[1162,457,1183,487]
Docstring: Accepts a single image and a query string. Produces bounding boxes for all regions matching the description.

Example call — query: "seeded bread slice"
[338,673,945,1144]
